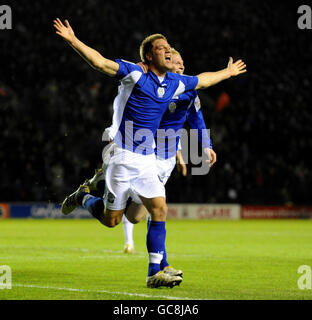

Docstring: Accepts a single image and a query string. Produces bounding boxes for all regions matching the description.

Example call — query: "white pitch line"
[13,283,205,300]
[0,245,210,258]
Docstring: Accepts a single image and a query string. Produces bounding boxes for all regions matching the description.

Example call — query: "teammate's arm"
[187,99,217,167]
[176,149,187,176]
[196,57,246,90]
[53,18,119,77]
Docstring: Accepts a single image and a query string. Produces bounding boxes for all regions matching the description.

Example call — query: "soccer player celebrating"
[119,48,216,262]
[53,18,246,288]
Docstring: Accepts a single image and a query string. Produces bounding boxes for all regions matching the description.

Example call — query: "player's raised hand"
[227,57,247,77]
[53,18,76,43]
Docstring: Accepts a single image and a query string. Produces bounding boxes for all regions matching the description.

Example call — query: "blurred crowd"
[1,0,311,205]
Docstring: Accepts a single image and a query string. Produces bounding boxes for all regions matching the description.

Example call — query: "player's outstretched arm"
[196,57,246,90]
[53,18,119,77]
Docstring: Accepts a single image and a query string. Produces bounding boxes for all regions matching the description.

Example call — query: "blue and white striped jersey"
[104,59,198,155]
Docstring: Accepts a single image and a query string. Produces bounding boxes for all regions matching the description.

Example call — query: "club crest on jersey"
[157,87,165,98]
[168,102,177,113]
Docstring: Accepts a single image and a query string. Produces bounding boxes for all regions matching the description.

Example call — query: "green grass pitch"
[0,218,312,300]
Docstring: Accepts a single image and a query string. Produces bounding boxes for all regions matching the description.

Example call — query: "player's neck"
[149,64,167,78]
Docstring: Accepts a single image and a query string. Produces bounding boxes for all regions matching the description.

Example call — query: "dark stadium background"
[1,0,311,205]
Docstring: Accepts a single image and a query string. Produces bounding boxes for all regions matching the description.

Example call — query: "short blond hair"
[139,33,168,64]
[171,48,181,56]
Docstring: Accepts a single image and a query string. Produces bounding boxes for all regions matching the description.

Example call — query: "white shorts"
[156,156,176,185]
[104,144,166,211]
[125,155,176,206]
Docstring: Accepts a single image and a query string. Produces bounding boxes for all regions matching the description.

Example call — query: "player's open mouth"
[165,56,171,61]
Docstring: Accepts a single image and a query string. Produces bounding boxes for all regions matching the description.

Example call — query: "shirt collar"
[148,70,168,87]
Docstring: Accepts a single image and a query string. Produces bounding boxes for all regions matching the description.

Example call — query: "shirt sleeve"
[187,95,213,149]
[179,74,199,92]
[115,59,143,81]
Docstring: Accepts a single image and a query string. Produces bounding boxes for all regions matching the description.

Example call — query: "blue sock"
[147,216,169,270]
[160,249,169,270]
[77,192,88,205]
[146,221,166,276]
[81,194,104,221]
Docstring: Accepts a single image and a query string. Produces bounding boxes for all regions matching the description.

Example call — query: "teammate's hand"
[53,18,76,44]
[177,162,187,176]
[137,62,148,73]
[227,57,247,77]
[204,148,217,167]
[176,150,187,176]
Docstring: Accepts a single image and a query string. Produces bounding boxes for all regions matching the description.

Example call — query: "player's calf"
[126,202,148,224]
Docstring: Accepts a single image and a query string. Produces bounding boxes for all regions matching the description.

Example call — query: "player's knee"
[104,216,122,228]
[159,203,168,219]
[105,219,117,228]
[102,209,124,227]
[151,203,168,220]
[106,223,116,228]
